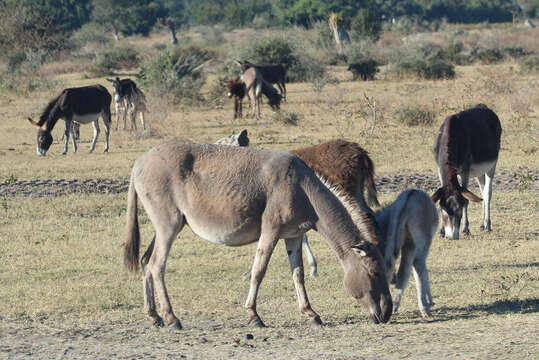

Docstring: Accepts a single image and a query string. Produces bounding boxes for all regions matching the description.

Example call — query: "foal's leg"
[245,227,279,327]
[392,237,415,314]
[89,120,100,153]
[412,255,432,318]
[302,234,318,277]
[285,236,322,325]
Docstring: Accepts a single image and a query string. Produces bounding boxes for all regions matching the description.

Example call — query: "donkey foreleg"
[89,120,100,153]
[63,120,71,155]
[114,100,121,130]
[302,235,318,277]
[479,165,495,232]
[245,229,279,328]
[459,173,471,236]
[285,236,322,325]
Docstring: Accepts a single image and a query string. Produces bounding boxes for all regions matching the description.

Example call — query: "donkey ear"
[28,117,40,128]
[234,59,242,66]
[431,188,444,203]
[352,243,368,257]
[106,78,114,82]
[461,189,482,202]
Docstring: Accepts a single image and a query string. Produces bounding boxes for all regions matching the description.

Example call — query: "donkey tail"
[362,154,380,208]
[124,170,140,273]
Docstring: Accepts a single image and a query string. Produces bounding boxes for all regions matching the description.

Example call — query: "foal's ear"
[431,188,444,203]
[461,188,482,202]
[28,117,41,128]
[352,243,369,257]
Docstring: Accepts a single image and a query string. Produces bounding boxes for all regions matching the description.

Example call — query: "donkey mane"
[317,175,379,245]
[38,95,62,127]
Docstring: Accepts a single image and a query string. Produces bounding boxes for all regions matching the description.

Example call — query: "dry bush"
[394,103,436,127]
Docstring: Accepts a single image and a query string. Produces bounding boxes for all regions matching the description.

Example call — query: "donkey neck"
[300,174,365,260]
[438,117,464,189]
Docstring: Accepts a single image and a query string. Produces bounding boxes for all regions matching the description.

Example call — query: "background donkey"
[432,104,502,239]
[106,77,147,131]
[227,76,281,119]
[28,85,111,155]
[237,60,287,100]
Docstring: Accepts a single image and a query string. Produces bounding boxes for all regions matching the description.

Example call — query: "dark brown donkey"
[432,104,502,239]
[28,85,111,156]
[226,77,282,119]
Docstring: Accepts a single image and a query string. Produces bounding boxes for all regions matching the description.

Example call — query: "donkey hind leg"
[286,236,322,325]
[302,234,318,277]
[391,236,415,315]
[89,120,100,153]
[245,227,280,328]
[141,235,161,326]
[145,211,185,329]
[412,256,432,318]
[478,164,496,232]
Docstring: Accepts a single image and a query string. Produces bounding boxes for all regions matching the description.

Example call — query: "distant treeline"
[0,0,537,42]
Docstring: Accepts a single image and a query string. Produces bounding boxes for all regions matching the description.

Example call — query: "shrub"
[88,45,140,76]
[272,110,300,126]
[471,47,504,64]
[70,22,112,47]
[502,47,533,59]
[390,57,455,80]
[138,45,211,103]
[350,8,382,41]
[519,55,539,74]
[394,105,436,127]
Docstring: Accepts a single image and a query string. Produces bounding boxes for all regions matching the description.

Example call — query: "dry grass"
[0,28,538,358]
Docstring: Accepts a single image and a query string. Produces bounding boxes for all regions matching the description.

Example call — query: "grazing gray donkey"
[124,141,392,329]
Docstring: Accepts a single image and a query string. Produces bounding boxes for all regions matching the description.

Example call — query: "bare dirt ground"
[1,167,536,198]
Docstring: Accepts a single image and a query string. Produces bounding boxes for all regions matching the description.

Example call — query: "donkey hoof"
[104,149,109,153]
[248,317,266,328]
[311,315,323,326]
[149,316,164,328]
[168,320,183,331]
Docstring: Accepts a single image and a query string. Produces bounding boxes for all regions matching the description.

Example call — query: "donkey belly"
[72,112,101,125]
[186,215,261,247]
[469,160,497,178]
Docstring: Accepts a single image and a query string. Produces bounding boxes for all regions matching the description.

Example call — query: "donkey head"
[267,93,282,110]
[106,77,124,103]
[225,77,245,98]
[432,185,482,239]
[215,129,249,147]
[343,241,392,324]
[28,118,52,156]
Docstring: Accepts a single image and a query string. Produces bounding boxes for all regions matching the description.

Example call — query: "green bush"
[394,105,436,127]
[70,22,112,47]
[390,57,455,80]
[88,45,140,76]
[471,47,504,64]
[138,45,211,103]
[519,55,539,74]
[502,47,533,59]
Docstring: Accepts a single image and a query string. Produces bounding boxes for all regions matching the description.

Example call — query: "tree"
[156,0,186,45]
[91,0,163,41]
[350,8,382,41]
